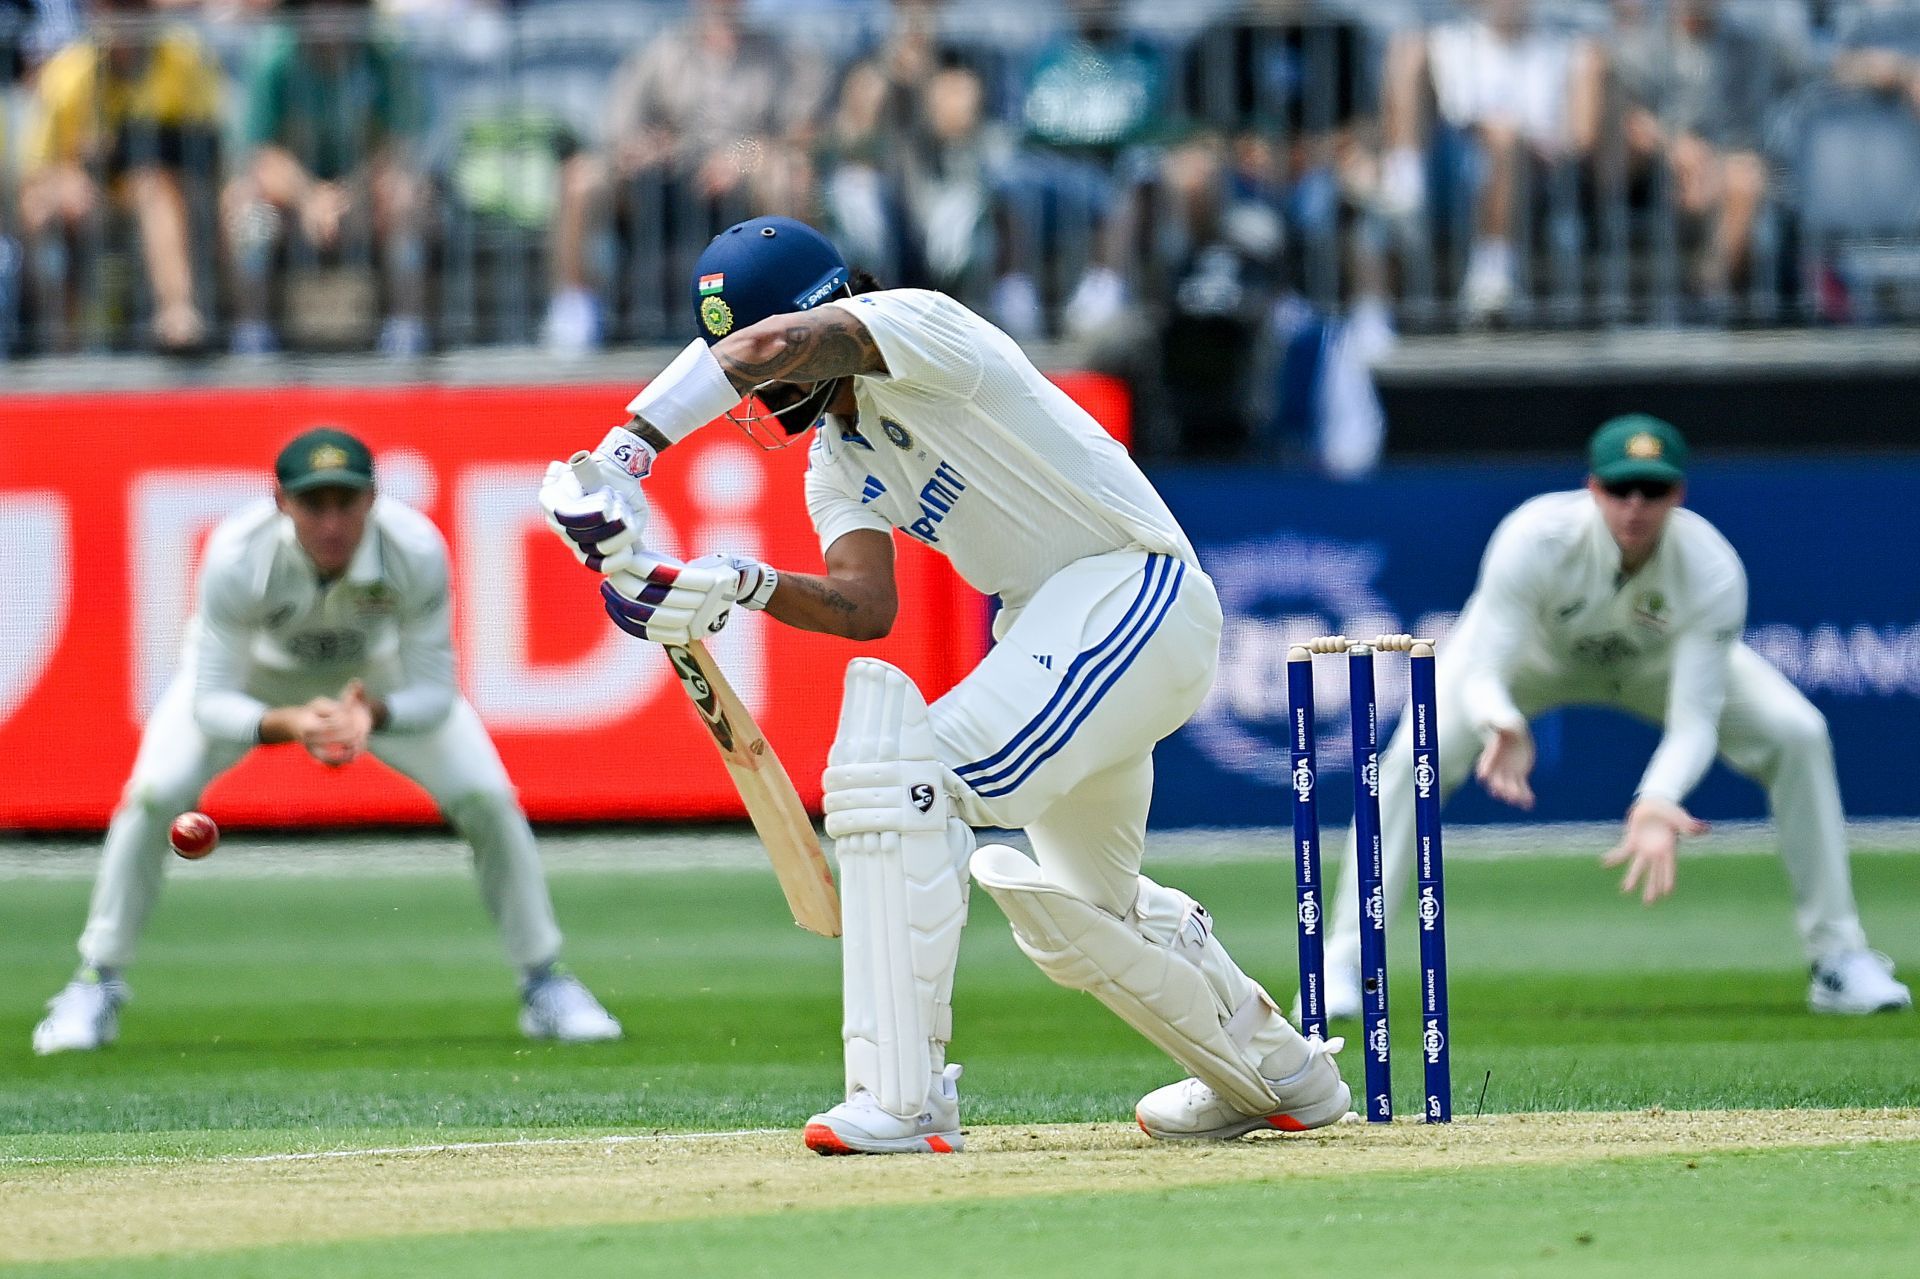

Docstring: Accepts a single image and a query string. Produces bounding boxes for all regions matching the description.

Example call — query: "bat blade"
[566,452,839,936]
[666,642,842,937]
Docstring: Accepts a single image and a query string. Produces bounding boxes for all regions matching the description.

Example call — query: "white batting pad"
[824,658,970,1117]
[970,844,1286,1117]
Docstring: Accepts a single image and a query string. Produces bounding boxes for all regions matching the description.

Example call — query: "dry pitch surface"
[6,1109,1917,1265]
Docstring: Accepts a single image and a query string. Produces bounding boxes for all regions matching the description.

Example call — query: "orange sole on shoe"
[804,1123,856,1155]
[804,1124,959,1155]
[1136,1110,1316,1140]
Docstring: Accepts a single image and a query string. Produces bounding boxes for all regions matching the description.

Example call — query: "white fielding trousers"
[1325,642,1870,979]
[76,671,563,971]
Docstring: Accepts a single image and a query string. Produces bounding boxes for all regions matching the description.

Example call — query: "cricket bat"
[570,454,841,937]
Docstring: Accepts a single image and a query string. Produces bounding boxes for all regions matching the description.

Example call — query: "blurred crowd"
[4,1,1920,459]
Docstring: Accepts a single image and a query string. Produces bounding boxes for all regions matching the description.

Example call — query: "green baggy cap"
[1588,414,1688,485]
[276,428,375,494]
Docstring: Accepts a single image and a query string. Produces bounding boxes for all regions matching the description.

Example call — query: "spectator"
[1158,2,1390,463]
[541,0,827,354]
[16,0,221,353]
[1831,0,1920,116]
[2,0,35,353]
[1609,0,1812,304]
[990,0,1165,340]
[816,1,991,298]
[8,0,83,70]
[223,0,429,356]
[1379,0,1603,320]
[3,0,33,80]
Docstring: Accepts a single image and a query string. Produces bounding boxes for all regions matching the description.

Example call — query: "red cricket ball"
[169,811,220,860]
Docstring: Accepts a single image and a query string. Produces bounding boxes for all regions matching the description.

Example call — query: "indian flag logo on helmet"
[698,273,725,296]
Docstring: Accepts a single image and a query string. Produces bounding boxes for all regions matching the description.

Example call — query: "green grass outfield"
[2,827,1916,1273]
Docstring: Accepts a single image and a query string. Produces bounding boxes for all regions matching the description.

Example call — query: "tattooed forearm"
[786,574,859,614]
[715,309,886,389]
[764,565,898,641]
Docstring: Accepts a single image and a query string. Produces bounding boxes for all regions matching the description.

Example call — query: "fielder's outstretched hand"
[1474,723,1537,810]
[1602,796,1709,905]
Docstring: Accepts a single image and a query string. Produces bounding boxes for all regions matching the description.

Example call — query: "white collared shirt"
[187,496,455,741]
[1452,490,1748,803]
[803,288,1195,622]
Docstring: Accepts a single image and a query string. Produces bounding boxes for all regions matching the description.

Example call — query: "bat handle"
[569,451,601,494]
[570,447,668,604]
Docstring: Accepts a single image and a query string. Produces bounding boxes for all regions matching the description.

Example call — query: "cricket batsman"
[1316,416,1910,1018]
[538,216,1352,1153]
[33,429,622,1054]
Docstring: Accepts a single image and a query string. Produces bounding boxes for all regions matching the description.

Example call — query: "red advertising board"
[0,375,1130,829]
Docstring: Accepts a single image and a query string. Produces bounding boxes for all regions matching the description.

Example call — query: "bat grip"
[569,451,602,493]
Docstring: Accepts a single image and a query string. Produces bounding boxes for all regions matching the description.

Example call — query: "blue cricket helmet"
[692,216,851,345]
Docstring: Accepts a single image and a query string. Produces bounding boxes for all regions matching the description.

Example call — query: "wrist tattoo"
[628,416,672,452]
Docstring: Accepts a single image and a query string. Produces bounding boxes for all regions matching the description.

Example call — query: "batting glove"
[538,428,656,574]
[601,553,741,646]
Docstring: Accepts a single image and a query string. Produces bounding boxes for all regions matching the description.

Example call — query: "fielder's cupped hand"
[601,552,743,646]
[1602,796,1710,905]
[297,680,373,767]
[539,456,650,574]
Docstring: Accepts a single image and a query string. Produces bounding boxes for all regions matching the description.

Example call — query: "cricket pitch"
[5,1108,1917,1265]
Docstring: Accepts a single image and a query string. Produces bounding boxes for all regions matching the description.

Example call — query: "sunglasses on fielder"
[1602,478,1676,501]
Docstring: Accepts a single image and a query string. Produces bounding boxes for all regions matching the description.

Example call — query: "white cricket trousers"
[931,550,1222,916]
[76,672,563,971]
[1325,642,1870,979]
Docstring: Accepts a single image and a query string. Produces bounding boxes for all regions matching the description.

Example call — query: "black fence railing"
[2,1,1918,361]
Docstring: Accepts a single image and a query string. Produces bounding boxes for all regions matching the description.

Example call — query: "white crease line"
[0,1129,789,1169]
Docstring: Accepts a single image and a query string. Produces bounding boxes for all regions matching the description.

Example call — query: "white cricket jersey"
[1452,490,1748,803]
[186,496,456,742]
[804,289,1195,619]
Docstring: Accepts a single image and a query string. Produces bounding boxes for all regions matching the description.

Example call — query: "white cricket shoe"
[1808,950,1912,1015]
[1136,1036,1355,1141]
[1291,962,1363,1025]
[519,971,623,1043]
[804,1064,964,1155]
[33,970,129,1056]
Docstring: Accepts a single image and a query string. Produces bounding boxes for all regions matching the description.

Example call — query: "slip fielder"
[538,216,1352,1153]
[33,429,621,1055]
[1317,416,1910,1018]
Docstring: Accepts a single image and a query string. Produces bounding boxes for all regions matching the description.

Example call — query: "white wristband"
[625,339,743,443]
[739,562,778,611]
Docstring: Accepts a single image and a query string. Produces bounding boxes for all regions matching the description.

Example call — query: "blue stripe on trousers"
[959,555,1184,798]
[972,561,1185,798]
[953,555,1169,785]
